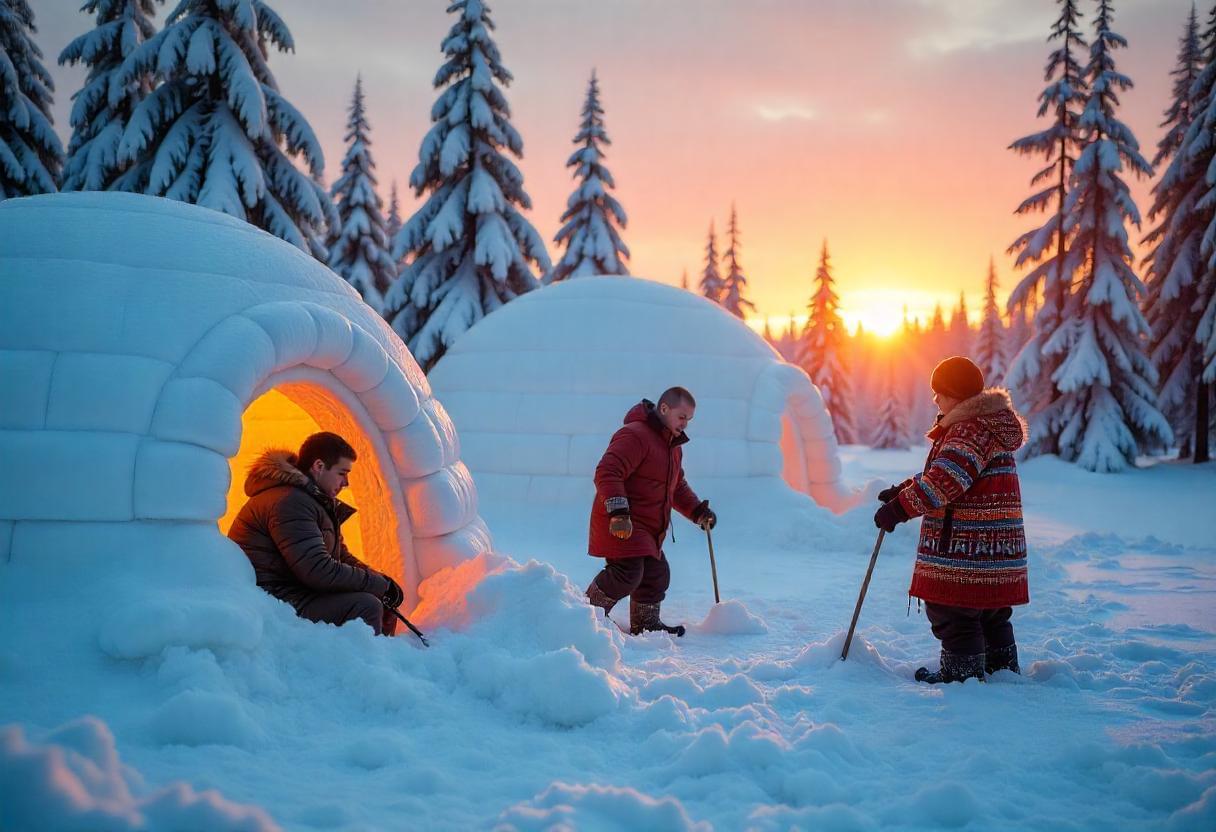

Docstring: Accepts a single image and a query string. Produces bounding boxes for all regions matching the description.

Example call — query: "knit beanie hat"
[931,356,985,400]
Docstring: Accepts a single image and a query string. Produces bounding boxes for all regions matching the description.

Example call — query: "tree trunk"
[1196,379,1211,464]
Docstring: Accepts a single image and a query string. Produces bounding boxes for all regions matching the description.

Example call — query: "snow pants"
[296,591,396,636]
[925,603,1014,655]
[591,553,671,605]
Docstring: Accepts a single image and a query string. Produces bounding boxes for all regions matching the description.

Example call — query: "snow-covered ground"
[3,447,1214,830]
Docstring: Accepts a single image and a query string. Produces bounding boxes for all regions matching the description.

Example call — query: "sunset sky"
[39,0,1190,334]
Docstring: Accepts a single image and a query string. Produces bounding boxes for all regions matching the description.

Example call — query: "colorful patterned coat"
[896,388,1030,609]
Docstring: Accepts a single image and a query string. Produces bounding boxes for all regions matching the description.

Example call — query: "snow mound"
[413,554,628,727]
[692,599,769,635]
[0,717,278,832]
[496,782,711,832]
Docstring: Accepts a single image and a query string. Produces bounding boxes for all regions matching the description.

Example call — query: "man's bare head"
[657,387,696,435]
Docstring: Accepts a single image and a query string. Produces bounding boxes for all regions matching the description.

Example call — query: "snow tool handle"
[705,528,721,605]
[841,529,885,661]
[389,609,430,647]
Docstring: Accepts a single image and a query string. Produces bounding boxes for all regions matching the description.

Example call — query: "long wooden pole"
[841,530,885,661]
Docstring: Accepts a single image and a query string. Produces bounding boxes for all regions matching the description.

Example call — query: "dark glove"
[382,575,404,610]
[693,500,716,531]
[877,483,903,503]
[609,515,633,540]
[873,499,909,533]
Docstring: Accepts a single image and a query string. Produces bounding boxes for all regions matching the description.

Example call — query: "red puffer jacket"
[588,400,704,559]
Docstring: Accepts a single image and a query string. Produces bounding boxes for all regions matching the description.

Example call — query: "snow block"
[403,463,479,538]
[360,367,421,432]
[151,377,244,456]
[0,431,137,521]
[243,302,320,371]
[331,328,391,393]
[748,440,783,476]
[46,353,173,434]
[304,304,355,369]
[177,316,276,403]
[385,398,457,480]
[134,441,229,520]
[435,390,521,433]
[413,518,493,580]
[0,350,55,429]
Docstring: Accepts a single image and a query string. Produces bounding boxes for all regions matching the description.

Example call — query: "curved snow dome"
[430,277,857,512]
[0,192,488,611]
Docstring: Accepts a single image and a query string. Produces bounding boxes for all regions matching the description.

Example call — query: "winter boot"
[585,580,618,617]
[915,650,986,684]
[985,644,1021,675]
[628,600,685,637]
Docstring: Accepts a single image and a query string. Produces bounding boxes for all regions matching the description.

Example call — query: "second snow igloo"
[429,277,857,512]
[0,192,488,612]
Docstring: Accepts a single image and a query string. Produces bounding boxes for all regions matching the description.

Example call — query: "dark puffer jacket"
[588,400,705,560]
[897,388,1030,609]
[227,450,389,609]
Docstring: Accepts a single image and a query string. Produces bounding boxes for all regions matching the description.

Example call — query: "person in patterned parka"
[873,356,1029,683]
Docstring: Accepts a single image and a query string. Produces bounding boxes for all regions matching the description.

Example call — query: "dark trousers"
[925,603,1015,656]
[591,554,671,605]
[296,591,394,636]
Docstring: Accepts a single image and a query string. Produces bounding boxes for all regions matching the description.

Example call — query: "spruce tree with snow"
[113,0,332,258]
[871,371,909,450]
[0,0,64,198]
[327,77,395,312]
[948,291,973,355]
[385,0,550,371]
[1005,0,1087,448]
[1032,0,1171,471]
[547,70,629,282]
[976,257,1008,384]
[700,221,723,302]
[1143,4,1213,462]
[58,0,158,192]
[799,240,857,444]
[386,179,403,241]
[720,204,756,318]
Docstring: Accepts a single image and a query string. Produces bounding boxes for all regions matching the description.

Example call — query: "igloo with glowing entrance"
[429,277,859,513]
[0,193,488,614]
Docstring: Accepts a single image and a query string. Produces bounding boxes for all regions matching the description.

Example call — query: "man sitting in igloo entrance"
[228,432,405,635]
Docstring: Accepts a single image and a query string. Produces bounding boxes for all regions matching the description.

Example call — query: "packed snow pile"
[0,719,279,832]
[429,277,862,513]
[693,600,770,635]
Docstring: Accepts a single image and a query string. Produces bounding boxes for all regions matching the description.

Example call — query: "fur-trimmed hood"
[244,449,310,497]
[244,448,357,524]
[931,388,1028,452]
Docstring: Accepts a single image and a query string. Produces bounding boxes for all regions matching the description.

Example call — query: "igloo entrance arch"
[223,378,411,590]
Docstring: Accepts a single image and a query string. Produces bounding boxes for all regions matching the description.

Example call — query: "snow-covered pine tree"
[114,0,332,258]
[385,0,550,371]
[1144,4,1213,462]
[1005,0,1088,451]
[871,369,909,450]
[547,69,629,282]
[926,302,948,361]
[0,0,64,198]
[1042,0,1171,471]
[720,203,756,318]
[799,240,857,443]
[949,291,973,355]
[700,221,722,302]
[680,268,689,291]
[327,77,395,312]
[976,257,1008,384]
[58,0,158,192]
[386,179,403,241]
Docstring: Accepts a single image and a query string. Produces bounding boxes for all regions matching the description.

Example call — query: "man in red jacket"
[584,387,717,636]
